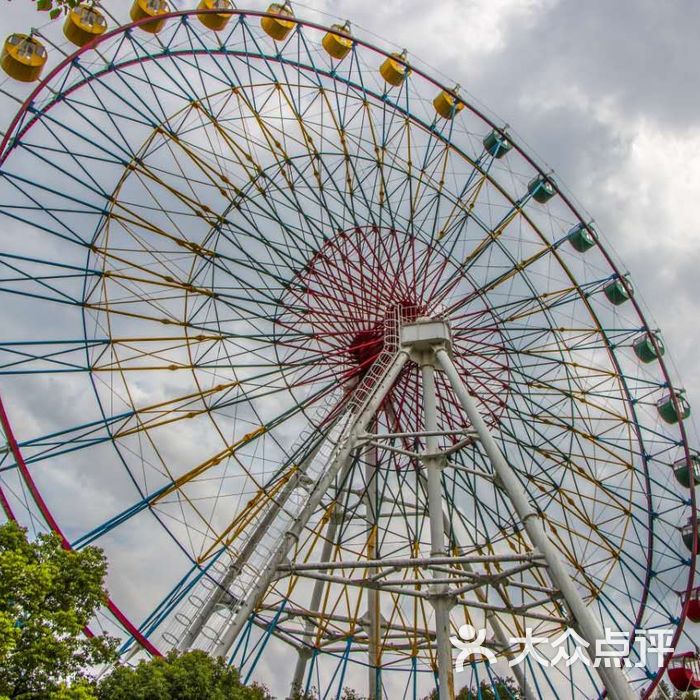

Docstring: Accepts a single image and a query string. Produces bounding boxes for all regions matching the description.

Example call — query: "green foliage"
[648,679,699,700]
[0,520,117,699]
[424,677,523,700]
[31,1,84,20]
[289,688,366,700]
[460,677,523,700]
[96,650,271,700]
[647,680,670,699]
[51,679,98,699]
[339,690,366,700]
[289,689,319,700]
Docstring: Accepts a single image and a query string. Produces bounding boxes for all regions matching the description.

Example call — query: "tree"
[0,520,117,699]
[51,679,98,699]
[424,677,523,700]
[646,679,700,700]
[461,678,523,700]
[289,686,367,700]
[23,1,82,20]
[338,691,367,700]
[96,650,271,700]
[289,691,317,700]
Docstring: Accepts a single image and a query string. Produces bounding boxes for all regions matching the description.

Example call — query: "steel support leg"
[436,348,636,700]
[437,507,537,700]
[178,436,332,652]
[289,506,341,697]
[421,360,455,700]
[214,350,410,660]
[388,402,535,699]
[366,440,382,700]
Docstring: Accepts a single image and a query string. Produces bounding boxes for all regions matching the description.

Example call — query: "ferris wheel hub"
[400,317,453,358]
[348,328,384,370]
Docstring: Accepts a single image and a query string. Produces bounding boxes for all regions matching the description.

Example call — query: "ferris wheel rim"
[0,8,694,697]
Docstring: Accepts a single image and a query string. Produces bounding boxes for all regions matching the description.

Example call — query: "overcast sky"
[0,0,698,694]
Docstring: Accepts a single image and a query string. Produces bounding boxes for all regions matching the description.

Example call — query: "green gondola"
[483,129,513,158]
[633,331,665,363]
[567,222,597,253]
[603,275,634,305]
[674,452,700,489]
[681,518,700,553]
[657,392,691,425]
[527,175,557,203]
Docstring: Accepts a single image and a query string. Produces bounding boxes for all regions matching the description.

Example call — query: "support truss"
[171,316,636,700]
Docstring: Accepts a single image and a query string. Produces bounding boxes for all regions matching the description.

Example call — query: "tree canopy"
[96,650,270,700]
[649,680,697,700]
[290,689,367,700]
[28,1,82,20]
[0,520,315,699]
[0,520,117,699]
[423,677,523,700]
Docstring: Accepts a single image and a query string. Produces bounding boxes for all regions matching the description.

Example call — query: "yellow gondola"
[434,86,464,120]
[197,0,234,32]
[322,21,353,61]
[1,34,47,83]
[63,5,108,47]
[130,0,170,35]
[261,3,295,42]
[379,50,410,87]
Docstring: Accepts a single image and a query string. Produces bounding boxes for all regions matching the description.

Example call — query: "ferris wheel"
[0,2,697,699]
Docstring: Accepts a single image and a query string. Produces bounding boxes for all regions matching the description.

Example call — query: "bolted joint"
[427,591,458,609]
[297,645,314,661]
[422,451,449,469]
